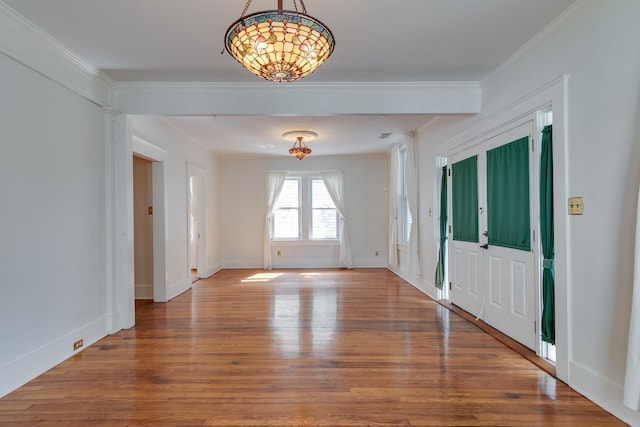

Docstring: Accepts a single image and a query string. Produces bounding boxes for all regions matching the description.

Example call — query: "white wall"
[218,154,388,269]
[0,53,109,396]
[399,1,640,424]
[129,116,220,301]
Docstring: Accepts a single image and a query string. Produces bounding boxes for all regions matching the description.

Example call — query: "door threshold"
[437,299,556,378]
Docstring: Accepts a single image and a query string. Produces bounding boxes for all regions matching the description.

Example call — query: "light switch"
[568,197,583,215]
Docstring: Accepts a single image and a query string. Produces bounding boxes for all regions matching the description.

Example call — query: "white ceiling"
[3,0,578,156]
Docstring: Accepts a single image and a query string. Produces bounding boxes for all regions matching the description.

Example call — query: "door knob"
[480,244,489,250]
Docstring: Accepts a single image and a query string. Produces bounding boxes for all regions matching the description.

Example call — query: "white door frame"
[117,119,169,331]
[187,163,207,279]
[130,136,167,305]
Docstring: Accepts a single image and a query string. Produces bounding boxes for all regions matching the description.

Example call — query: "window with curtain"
[311,178,338,239]
[273,176,338,240]
[399,146,413,244]
[273,178,300,238]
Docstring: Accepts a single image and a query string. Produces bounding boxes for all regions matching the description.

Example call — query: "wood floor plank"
[0,269,624,426]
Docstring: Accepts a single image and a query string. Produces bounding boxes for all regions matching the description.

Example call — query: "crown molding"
[483,0,592,84]
[0,1,114,107]
[439,74,568,156]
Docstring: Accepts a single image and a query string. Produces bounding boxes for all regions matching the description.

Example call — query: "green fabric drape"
[540,125,555,344]
[487,137,531,251]
[452,156,479,243]
[435,165,448,289]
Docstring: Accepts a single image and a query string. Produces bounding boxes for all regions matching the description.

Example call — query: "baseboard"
[272,259,339,268]
[134,283,153,299]
[569,360,640,426]
[0,315,108,398]
[106,309,121,334]
[167,277,191,301]
[353,258,387,268]
[418,278,439,300]
[202,263,221,278]
[221,260,262,269]
[387,265,436,299]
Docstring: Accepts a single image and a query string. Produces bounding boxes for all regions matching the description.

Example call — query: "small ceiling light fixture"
[224,0,335,83]
[283,130,316,160]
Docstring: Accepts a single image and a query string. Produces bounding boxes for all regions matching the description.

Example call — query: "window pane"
[312,209,337,238]
[311,179,338,239]
[275,179,299,208]
[312,180,333,208]
[274,209,299,238]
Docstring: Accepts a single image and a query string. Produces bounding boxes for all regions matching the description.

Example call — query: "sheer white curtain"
[388,144,399,266]
[321,171,353,269]
[263,171,288,269]
[405,133,420,276]
[624,185,640,411]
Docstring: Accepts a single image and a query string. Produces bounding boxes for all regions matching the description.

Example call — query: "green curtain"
[435,165,447,289]
[540,125,555,344]
[452,156,478,243]
[487,137,531,251]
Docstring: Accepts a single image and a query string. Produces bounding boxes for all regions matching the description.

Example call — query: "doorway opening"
[133,156,154,300]
[187,164,207,283]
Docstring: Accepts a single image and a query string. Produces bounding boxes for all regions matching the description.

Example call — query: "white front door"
[449,120,537,350]
[449,150,484,317]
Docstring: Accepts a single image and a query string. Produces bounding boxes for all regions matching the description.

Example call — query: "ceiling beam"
[114,82,481,116]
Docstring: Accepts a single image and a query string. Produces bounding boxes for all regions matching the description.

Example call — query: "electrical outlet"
[73,339,84,351]
[568,197,583,215]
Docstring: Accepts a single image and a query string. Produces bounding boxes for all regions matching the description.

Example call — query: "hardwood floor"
[0,269,624,426]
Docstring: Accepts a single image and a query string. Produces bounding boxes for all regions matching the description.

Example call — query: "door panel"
[484,245,535,349]
[451,245,483,315]
[488,255,503,306]
[512,260,528,318]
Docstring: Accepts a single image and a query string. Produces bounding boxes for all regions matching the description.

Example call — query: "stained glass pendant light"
[283,131,316,159]
[224,0,335,82]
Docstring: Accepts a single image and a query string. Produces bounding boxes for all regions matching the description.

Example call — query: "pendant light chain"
[293,0,308,14]
[240,0,253,18]
[241,0,308,16]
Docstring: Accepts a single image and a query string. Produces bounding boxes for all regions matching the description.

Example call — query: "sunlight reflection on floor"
[241,272,284,282]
